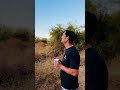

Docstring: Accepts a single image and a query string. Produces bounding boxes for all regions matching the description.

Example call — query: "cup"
[54,58,59,65]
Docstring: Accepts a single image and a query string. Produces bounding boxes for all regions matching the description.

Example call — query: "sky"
[35,0,85,38]
[0,0,34,30]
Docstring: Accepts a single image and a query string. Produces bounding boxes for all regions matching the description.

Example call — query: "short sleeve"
[69,51,80,69]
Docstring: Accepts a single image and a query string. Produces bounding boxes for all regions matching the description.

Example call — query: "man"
[85,11,108,90]
[54,30,80,90]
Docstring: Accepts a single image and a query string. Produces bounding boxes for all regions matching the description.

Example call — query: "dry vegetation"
[107,56,120,90]
[1,38,119,90]
[0,38,34,90]
[35,42,120,90]
[35,42,85,90]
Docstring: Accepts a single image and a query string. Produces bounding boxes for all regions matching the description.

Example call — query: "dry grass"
[35,43,54,63]
[107,55,120,90]
[35,58,60,90]
[35,42,120,90]
[80,50,85,66]
[0,38,34,90]
[35,58,85,90]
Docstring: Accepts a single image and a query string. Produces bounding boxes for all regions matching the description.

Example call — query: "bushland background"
[0,26,34,90]
[0,0,120,89]
[35,0,120,89]
[35,24,85,90]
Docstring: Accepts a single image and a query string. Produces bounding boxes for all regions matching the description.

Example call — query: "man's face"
[61,32,69,44]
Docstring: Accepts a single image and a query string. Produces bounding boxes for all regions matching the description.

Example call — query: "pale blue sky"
[35,0,85,38]
[0,0,34,30]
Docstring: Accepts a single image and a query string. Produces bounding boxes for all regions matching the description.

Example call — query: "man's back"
[85,47,108,90]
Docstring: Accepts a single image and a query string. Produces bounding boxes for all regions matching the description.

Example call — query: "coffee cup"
[54,58,59,65]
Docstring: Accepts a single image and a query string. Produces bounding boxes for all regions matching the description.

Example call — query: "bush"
[40,38,48,44]
[35,37,41,43]
[35,37,48,44]
[14,28,30,42]
[50,24,64,55]
[0,25,13,41]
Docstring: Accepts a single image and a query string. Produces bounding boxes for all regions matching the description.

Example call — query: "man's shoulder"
[68,46,80,57]
[66,46,78,53]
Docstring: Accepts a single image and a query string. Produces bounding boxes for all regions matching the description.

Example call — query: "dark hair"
[65,30,75,44]
[85,11,98,43]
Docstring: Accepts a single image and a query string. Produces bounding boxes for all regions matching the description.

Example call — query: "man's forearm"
[60,65,78,77]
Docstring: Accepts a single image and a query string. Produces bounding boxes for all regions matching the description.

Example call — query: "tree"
[50,24,64,55]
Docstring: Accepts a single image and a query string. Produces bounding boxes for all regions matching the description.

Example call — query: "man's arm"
[61,51,80,77]
[55,60,78,77]
[60,64,78,77]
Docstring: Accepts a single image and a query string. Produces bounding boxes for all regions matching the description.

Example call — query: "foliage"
[0,25,33,42]
[35,37,48,44]
[50,24,64,55]
[86,0,97,13]
[86,0,120,60]
[0,25,13,41]
[14,28,30,41]
[35,36,41,43]
[40,38,48,44]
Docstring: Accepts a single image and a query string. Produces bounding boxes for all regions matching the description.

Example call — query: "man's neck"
[85,44,92,50]
[64,43,73,49]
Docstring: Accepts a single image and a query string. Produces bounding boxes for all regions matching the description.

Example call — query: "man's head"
[86,11,98,44]
[61,30,75,45]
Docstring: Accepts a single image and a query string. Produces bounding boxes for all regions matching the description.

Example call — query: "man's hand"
[60,65,78,77]
[54,59,78,77]
[54,60,62,68]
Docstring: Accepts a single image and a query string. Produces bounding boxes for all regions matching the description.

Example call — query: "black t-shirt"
[60,46,80,89]
[85,47,108,90]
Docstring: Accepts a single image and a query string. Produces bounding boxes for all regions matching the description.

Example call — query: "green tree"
[50,24,64,55]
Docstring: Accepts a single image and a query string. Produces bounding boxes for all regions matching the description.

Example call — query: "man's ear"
[66,36,69,41]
